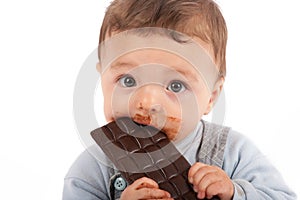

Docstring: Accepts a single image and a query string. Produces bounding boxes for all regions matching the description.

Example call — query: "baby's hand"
[120,177,173,200]
[188,162,234,200]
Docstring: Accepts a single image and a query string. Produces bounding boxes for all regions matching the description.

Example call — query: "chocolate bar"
[91,117,219,200]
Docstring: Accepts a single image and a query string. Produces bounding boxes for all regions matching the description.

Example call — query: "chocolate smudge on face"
[132,114,181,140]
[133,114,151,125]
[161,117,181,140]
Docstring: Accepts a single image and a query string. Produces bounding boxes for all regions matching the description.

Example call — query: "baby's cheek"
[103,96,114,122]
[162,117,181,140]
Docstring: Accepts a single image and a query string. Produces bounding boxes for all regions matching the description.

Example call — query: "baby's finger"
[136,187,171,199]
[188,162,206,182]
[190,166,218,187]
[131,177,159,190]
[147,198,174,200]
[206,178,234,200]
[205,181,223,199]
[195,170,220,192]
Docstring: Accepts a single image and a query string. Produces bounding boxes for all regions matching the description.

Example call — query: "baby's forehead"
[100,29,219,90]
[109,50,202,82]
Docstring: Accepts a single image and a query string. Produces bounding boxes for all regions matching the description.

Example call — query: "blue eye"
[119,75,136,87]
[167,81,186,93]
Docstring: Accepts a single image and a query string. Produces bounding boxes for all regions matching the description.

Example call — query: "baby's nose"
[129,84,165,114]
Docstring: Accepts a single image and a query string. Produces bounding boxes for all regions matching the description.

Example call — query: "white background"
[0,0,299,199]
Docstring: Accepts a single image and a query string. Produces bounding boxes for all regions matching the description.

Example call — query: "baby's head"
[97,0,227,141]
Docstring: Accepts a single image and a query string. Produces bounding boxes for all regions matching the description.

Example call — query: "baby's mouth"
[132,114,151,126]
[132,114,181,140]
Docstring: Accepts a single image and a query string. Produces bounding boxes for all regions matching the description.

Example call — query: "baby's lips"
[132,114,152,126]
[131,114,181,140]
[132,114,165,132]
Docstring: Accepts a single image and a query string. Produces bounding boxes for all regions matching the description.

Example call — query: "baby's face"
[99,34,219,141]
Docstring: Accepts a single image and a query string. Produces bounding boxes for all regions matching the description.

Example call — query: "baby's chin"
[132,114,181,141]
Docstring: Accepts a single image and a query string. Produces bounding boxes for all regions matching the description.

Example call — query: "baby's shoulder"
[222,128,265,173]
[226,128,261,155]
[63,146,114,199]
[202,120,259,153]
[65,145,113,183]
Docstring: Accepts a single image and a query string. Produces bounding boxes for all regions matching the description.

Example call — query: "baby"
[63,0,296,199]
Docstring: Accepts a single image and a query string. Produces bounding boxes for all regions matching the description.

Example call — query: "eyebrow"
[110,61,199,82]
[110,61,137,71]
[172,66,200,82]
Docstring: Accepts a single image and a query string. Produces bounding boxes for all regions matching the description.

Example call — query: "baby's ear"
[96,62,101,73]
[204,77,224,115]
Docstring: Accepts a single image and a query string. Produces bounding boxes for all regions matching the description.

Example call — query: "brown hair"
[99,0,228,77]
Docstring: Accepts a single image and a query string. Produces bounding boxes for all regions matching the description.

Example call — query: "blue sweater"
[63,121,296,199]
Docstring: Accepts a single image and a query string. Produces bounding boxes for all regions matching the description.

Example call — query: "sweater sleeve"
[222,130,296,200]
[63,146,112,200]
